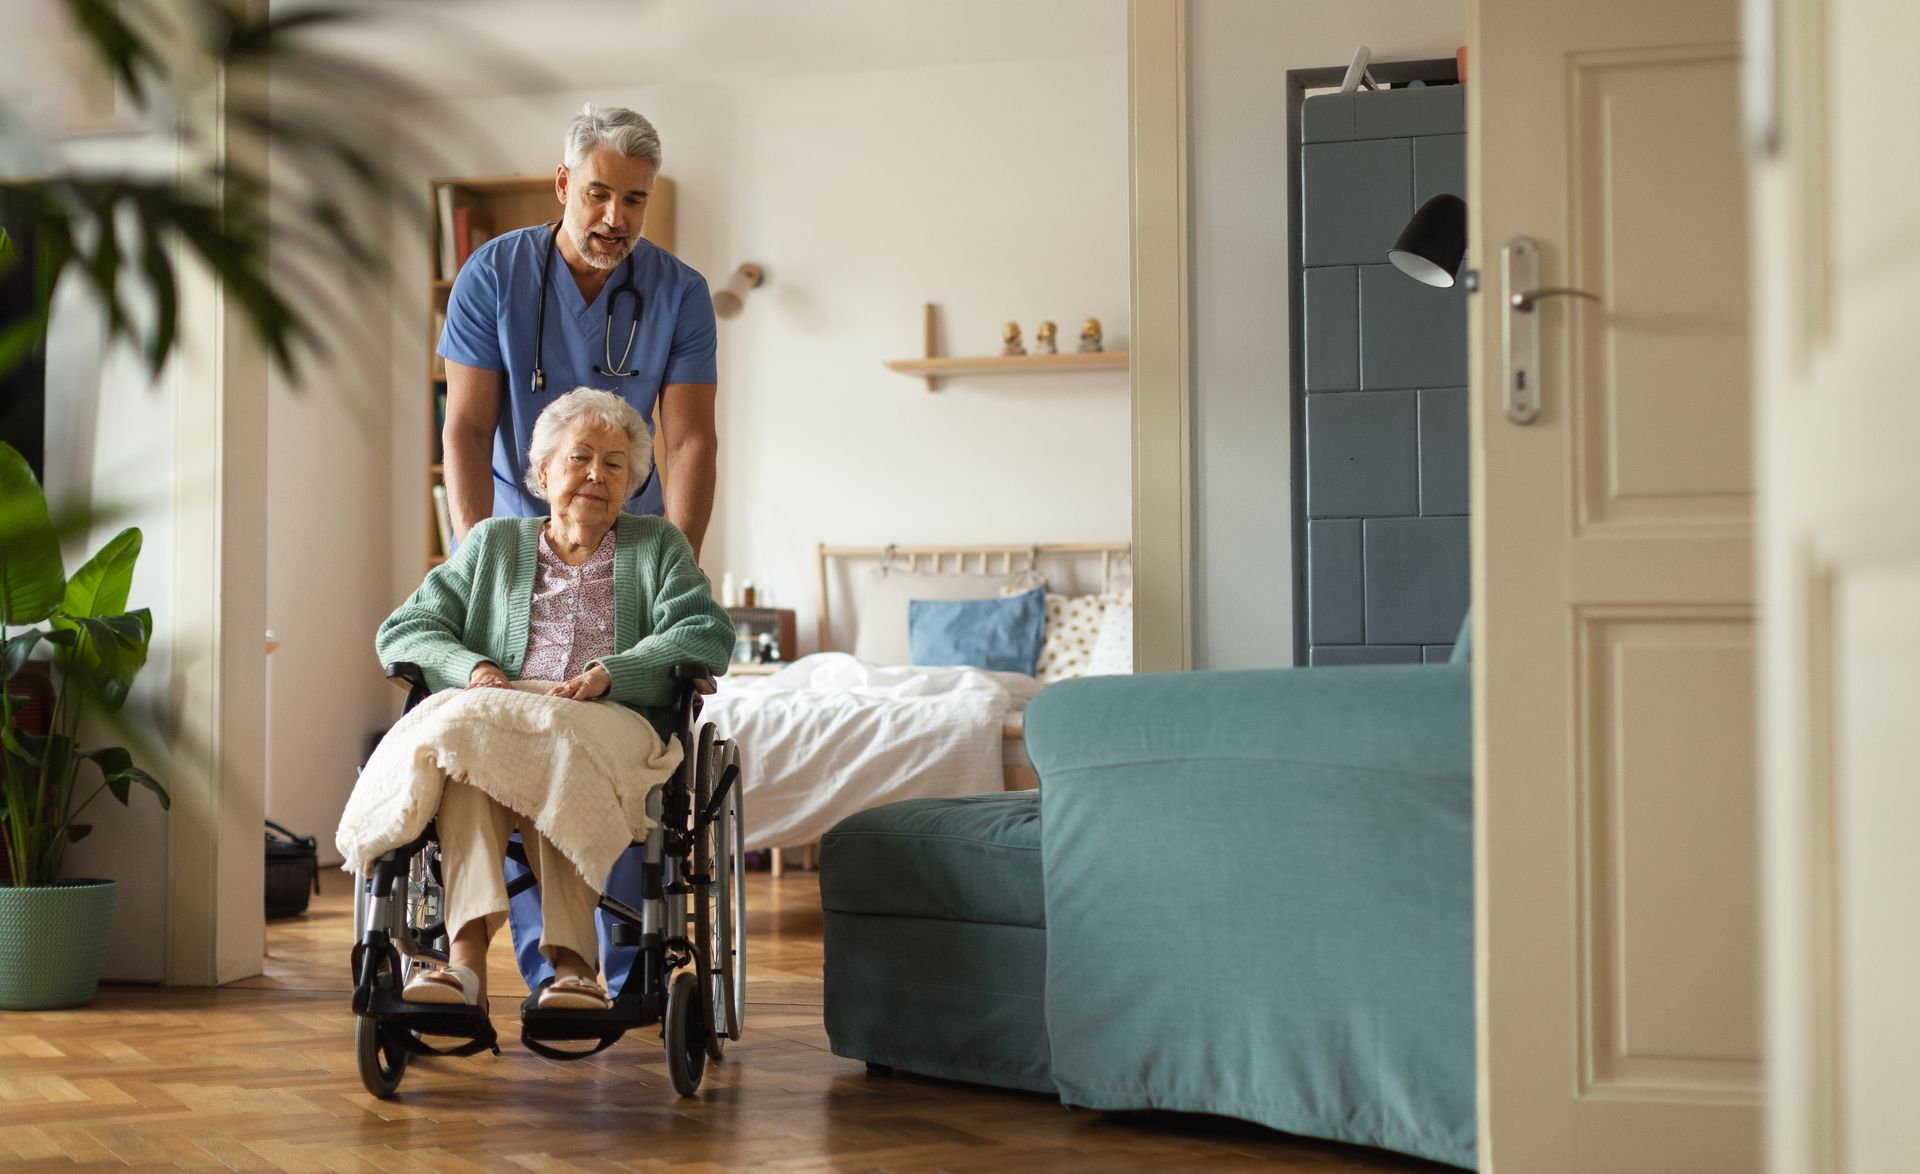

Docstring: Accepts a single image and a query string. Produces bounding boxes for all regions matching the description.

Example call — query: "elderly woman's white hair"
[523,388,653,502]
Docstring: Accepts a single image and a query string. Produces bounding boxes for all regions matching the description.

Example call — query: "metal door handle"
[1509,287,1600,312]
[1500,238,1598,425]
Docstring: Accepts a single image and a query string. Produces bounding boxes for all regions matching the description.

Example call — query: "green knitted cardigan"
[375,514,733,710]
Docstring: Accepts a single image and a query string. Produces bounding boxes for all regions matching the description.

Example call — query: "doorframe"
[1128,0,1192,673]
[166,42,269,987]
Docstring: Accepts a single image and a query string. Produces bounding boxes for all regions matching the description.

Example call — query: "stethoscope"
[529,221,644,393]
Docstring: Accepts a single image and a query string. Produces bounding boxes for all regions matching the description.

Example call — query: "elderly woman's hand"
[467,662,512,690]
[548,664,611,701]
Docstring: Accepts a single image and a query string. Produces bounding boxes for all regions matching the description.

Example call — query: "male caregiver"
[439,102,718,558]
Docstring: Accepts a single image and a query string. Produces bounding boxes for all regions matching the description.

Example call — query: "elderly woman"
[373,388,732,1011]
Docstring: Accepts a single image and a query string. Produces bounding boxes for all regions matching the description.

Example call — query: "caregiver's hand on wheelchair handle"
[548,663,611,701]
[467,662,512,690]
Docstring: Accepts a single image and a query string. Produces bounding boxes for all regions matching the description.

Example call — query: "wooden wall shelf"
[887,303,1126,390]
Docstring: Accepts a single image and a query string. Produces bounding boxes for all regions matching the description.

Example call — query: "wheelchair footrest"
[358,994,500,1057]
[519,991,642,1061]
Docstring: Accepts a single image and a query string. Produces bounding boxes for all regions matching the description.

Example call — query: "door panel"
[1472,0,1760,1165]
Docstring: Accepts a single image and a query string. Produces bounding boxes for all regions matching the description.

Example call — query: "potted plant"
[0,440,167,1009]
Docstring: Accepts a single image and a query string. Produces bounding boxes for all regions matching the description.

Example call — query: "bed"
[703,541,1131,872]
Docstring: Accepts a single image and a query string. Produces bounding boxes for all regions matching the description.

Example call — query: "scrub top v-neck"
[437,223,718,521]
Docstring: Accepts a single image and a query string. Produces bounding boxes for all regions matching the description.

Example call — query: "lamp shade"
[1387,194,1467,287]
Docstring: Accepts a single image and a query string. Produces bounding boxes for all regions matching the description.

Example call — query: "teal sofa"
[821,652,1475,1169]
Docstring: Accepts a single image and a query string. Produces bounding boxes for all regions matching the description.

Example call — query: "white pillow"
[1085,598,1134,675]
[853,567,1046,666]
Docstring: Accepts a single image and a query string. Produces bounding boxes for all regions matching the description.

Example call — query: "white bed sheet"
[705,653,1043,850]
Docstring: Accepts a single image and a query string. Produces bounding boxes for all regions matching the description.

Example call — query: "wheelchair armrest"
[671,661,719,696]
[384,662,432,712]
[383,662,429,692]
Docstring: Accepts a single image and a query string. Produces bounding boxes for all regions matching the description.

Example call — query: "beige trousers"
[436,779,599,965]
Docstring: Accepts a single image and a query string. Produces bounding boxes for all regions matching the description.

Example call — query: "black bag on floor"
[265,819,321,919]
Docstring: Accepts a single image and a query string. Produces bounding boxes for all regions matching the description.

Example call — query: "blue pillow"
[908,588,1047,674]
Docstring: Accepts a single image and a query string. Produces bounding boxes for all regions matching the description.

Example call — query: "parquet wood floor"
[0,870,1458,1171]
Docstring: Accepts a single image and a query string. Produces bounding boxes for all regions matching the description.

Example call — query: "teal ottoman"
[819,791,1052,1093]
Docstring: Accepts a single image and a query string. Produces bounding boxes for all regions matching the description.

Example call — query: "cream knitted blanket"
[336,681,683,890]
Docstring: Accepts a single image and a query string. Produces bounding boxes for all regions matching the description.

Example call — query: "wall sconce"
[712,263,766,319]
[1387,194,1467,288]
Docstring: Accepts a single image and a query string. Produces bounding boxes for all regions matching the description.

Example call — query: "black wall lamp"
[1387,193,1467,288]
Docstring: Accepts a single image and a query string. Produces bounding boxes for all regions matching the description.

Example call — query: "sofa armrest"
[1024,665,1476,1166]
[1025,663,1471,785]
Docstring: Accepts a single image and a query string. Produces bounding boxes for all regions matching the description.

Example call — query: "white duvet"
[703,653,1044,850]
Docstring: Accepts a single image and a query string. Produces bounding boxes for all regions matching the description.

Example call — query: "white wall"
[1188,0,1466,669]
[40,282,177,983]
[262,126,401,862]
[389,56,1133,632]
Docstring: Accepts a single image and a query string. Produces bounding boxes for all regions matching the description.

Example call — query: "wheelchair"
[350,660,744,1099]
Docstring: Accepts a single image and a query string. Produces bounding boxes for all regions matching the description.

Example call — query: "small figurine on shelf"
[1078,318,1104,353]
[1034,320,1058,355]
[1002,321,1026,356]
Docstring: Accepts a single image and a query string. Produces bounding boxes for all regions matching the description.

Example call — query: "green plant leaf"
[1,629,44,680]
[0,443,65,623]
[61,527,141,619]
[80,746,132,776]
[113,766,168,810]
[82,746,134,805]
[2,725,47,767]
[66,824,92,843]
[52,609,151,713]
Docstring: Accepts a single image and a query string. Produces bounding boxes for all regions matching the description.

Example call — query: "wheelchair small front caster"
[664,970,709,1096]
[355,1016,409,1098]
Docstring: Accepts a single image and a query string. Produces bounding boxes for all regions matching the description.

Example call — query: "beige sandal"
[538,974,610,1010]
[402,964,483,1006]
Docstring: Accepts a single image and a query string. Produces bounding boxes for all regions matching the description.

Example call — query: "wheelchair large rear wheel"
[664,970,708,1096]
[693,731,744,1058]
[714,739,744,1044]
[355,1015,408,1098]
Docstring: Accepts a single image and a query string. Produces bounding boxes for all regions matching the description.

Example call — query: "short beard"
[568,222,634,271]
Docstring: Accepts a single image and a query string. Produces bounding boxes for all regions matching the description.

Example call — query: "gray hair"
[564,104,662,172]
[524,389,653,502]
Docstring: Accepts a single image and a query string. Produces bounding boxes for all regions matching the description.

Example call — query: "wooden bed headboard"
[813,542,1131,655]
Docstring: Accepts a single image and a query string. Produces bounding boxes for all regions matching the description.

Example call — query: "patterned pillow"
[1011,588,1130,682]
[1086,597,1134,675]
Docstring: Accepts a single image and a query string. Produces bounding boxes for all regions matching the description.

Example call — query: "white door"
[1470,0,1762,1166]
[1752,2,1920,1171]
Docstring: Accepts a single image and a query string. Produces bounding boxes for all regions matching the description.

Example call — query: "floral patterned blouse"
[519,526,617,682]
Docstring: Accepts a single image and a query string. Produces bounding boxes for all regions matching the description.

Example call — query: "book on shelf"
[435,185,458,279]
[430,309,447,379]
[435,185,494,280]
[452,206,493,273]
[431,483,453,558]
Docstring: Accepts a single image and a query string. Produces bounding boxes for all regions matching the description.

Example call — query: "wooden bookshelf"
[422,173,677,574]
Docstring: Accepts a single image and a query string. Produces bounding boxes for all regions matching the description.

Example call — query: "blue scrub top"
[436,223,718,520]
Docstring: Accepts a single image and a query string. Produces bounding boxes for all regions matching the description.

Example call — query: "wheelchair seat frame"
[349,660,743,1098]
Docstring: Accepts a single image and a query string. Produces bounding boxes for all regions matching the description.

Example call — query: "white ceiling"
[289,0,1129,101]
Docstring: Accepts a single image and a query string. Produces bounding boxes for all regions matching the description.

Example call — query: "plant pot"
[0,879,117,1010]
